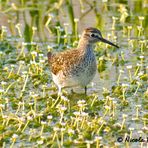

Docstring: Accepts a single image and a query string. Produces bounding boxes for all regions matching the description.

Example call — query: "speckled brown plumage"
[47,27,119,94]
[48,48,84,75]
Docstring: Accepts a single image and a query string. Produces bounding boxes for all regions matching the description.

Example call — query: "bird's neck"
[77,39,94,54]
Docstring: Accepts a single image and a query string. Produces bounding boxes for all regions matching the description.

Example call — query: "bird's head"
[81,27,119,48]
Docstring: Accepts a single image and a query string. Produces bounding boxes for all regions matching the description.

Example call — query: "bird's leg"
[84,86,87,95]
[58,87,62,96]
[51,87,62,108]
[71,89,75,94]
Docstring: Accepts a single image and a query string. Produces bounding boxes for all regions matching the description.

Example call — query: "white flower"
[112,16,118,20]
[61,96,69,102]
[64,23,69,26]
[32,26,37,31]
[29,102,33,106]
[138,16,144,21]
[95,136,102,140]
[19,61,25,65]
[0,104,4,108]
[38,113,43,117]
[60,106,67,111]
[22,71,27,75]
[31,51,37,56]
[68,129,75,134]
[126,65,132,69]
[137,130,143,134]
[20,117,25,122]
[31,93,39,98]
[1,81,7,85]
[113,100,117,104]
[73,111,80,116]
[137,26,143,30]
[18,102,24,105]
[85,140,93,144]
[122,114,128,118]
[61,128,66,132]
[119,69,124,73]
[81,112,88,117]
[139,55,144,59]
[15,23,21,28]
[2,26,7,31]
[0,89,4,93]
[10,64,15,68]
[2,115,8,119]
[37,140,43,144]
[40,59,45,63]
[22,42,27,46]
[47,115,53,120]
[99,56,104,60]
[106,96,114,101]
[129,127,134,131]
[30,60,36,65]
[138,71,144,76]
[60,122,66,126]
[104,105,111,110]
[41,121,47,125]
[77,100,86,104]
[39,54,44,58]
[27,116,33,121]
[53,127,60,131]
[0,51,4,55]
[55,26,61,30]
[30,42,36,45]
[135,105,141,108]
[127,26,132,30]
[137,63,142,66]
[12,134,18,139]
[122,83,129,87]
[142,126,148,130]
[74,18,79,22]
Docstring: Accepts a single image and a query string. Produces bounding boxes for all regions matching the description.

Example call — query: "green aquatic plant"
[66,0,75,32]
[0,26,7,40]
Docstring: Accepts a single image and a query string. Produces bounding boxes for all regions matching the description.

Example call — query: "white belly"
[52,58,96,88]
[52,47,97,89]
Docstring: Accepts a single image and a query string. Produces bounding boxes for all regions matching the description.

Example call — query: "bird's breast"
[71,49,97,86]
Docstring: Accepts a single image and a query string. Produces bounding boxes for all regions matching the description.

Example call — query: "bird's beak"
[99,37,119,48]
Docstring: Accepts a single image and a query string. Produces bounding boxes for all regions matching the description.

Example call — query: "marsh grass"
[0,0,148,147]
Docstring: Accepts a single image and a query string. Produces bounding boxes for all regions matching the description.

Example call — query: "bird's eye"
[90,34,95,37]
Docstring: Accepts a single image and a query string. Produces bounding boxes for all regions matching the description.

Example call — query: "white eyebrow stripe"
[90,33,98,36]
[90,32,101,38]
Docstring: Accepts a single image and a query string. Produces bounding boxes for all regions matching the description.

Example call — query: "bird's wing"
[47,49,82,75]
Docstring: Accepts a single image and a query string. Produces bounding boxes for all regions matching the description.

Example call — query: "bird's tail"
[47,52,52,64]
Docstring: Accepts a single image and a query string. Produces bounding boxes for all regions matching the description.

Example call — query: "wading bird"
[47,27,119,95]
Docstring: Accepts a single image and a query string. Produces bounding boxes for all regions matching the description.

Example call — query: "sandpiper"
[47,27,119,95]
